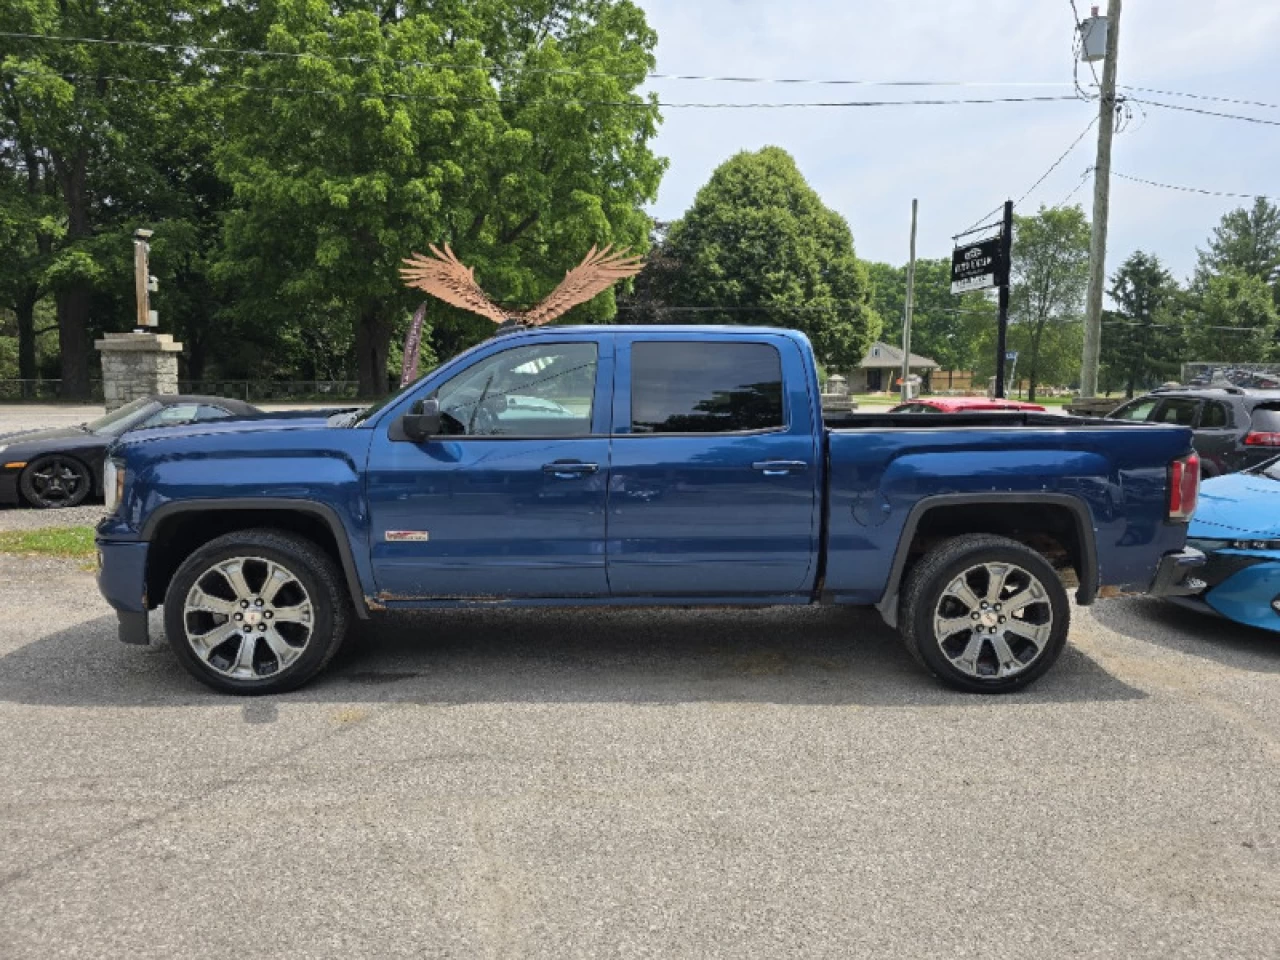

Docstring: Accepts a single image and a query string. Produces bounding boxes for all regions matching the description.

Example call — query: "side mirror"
[399,397,441,443]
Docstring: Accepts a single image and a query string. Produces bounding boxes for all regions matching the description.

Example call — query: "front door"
[366,338,611,599]
[606,336,821,598]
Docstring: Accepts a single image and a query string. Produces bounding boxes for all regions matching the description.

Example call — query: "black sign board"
[951,235,1006,294]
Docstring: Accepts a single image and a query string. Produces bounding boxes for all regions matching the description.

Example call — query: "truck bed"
[824,411,1119,430]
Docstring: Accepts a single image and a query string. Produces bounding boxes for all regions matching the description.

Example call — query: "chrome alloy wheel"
[931,561,1055,680]
[182,556,315,680]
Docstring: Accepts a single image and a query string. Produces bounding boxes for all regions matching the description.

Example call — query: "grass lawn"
[0,526,97,559]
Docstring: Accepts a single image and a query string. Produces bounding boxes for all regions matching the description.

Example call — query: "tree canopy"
[1007,205,1090,401]
[646,147,878,369]
[1,0,665,397]
[867,258,993,373]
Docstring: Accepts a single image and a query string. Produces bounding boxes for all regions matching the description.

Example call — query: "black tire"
[900,534,1070,694]
[163,528,351,695]
[20,454,92,509]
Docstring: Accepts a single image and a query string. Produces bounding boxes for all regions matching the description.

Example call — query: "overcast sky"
[638,0,1279,284]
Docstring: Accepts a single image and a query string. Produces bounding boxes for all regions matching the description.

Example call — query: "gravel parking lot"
[0,404,1276,959]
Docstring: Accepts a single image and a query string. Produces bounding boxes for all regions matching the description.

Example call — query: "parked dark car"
[0,395,259,509]
[1106,386,1280,477]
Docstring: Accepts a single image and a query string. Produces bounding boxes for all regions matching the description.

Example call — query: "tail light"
[1244,431,1280,446]
[1168,452,1199,522]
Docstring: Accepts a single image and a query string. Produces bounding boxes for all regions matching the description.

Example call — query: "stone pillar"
[94,332,183,411]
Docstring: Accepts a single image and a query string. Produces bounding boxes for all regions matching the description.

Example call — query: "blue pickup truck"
[96,326,1204,695]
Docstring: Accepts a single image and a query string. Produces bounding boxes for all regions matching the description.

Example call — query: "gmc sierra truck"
[96,326,1204,695]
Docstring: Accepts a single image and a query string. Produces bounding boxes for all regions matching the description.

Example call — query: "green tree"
[1,0,218,397]
[1184,269,1279,363]
[215,0,665,397]
[868,258,993,377]
[1101,251,1183,397]
[1195,197,1280,302]
[1008,205,1090,401]
[657,147,878,368]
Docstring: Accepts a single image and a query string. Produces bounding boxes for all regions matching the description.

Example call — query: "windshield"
[86,398,163,435]
[340,365,440,427]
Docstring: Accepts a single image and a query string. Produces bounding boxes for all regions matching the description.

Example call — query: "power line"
[1015,115,1098,207]
[1121,85,1280,112]
[0,65,1083,109]
[1131,97,1280,128]
[1057,166,1094,206]
[957,113,1096,234]
[1111,170,1277,201]
[0,31,1083,88]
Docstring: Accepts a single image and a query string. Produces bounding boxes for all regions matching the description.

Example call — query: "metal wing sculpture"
[400,243,643,326]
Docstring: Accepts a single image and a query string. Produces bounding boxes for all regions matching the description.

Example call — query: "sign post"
[951,200,1013,397]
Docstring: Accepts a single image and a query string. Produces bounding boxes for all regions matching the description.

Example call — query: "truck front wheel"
[163,529,351,695]
[899,535,1070,693]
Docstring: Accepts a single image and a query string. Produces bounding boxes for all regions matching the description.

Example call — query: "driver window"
[1112,398,1157,421]
[431,342,598,437]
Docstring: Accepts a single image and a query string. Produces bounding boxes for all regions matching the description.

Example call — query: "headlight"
[103,459,126,513]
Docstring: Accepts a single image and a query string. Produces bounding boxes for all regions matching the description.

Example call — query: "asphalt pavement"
[0,554,1276,959]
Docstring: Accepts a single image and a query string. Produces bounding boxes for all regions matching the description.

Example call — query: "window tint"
[1112,398,1158,421]
[141,404,200,427]
[1154,398,1200,426]
[1199,401,1231,429]
[631,342,784,434]
[196,405,233,421]
[1251,406,1280,432]
[431,342,597,437]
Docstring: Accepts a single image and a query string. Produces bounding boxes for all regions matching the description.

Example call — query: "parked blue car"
[1183,462,1280,632]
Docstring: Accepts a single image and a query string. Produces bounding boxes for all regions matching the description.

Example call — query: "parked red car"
[890,397,1048,413]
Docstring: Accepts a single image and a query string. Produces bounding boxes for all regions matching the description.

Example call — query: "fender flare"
[141,498,370,619]
[875,492,1099,628]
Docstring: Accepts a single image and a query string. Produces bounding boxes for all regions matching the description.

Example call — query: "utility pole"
[1080,0,1122,397]
[995,200,1013,399]
[901,198,918,402]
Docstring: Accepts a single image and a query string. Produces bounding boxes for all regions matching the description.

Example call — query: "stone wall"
[94,333,183,411]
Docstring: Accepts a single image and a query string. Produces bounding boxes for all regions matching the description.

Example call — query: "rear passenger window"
[1154,398,1199,426]
[1200,402,1230,428]
[631,342,785,434]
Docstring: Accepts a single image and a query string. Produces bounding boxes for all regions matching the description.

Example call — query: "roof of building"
[859,341,939,369]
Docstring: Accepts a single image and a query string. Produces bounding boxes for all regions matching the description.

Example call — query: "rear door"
[1192,399,1237,475]
[605,335,821,598]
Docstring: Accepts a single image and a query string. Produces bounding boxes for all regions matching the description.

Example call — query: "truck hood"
[123,414,339,445]
[1189,472,1280,539]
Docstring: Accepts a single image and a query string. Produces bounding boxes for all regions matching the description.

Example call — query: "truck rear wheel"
[900,535,1070,693]
[163,529,350,695]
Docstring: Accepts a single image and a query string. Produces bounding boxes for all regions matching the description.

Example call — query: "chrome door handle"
[752,460,809,476]
[543,460,599,478]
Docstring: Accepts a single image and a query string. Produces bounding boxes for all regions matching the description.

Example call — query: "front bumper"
[1148,547,1207,597]
[0,470,20,506]
[95,539,152,645]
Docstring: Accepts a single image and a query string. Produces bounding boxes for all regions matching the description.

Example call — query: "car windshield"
[340,365,440,427]
[85,398,163,435]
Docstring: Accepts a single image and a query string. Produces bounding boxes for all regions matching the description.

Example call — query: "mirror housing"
[398,397,441,443]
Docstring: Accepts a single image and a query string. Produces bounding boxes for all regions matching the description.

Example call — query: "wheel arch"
[876,493,1098,628]
[141,499,369,618]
